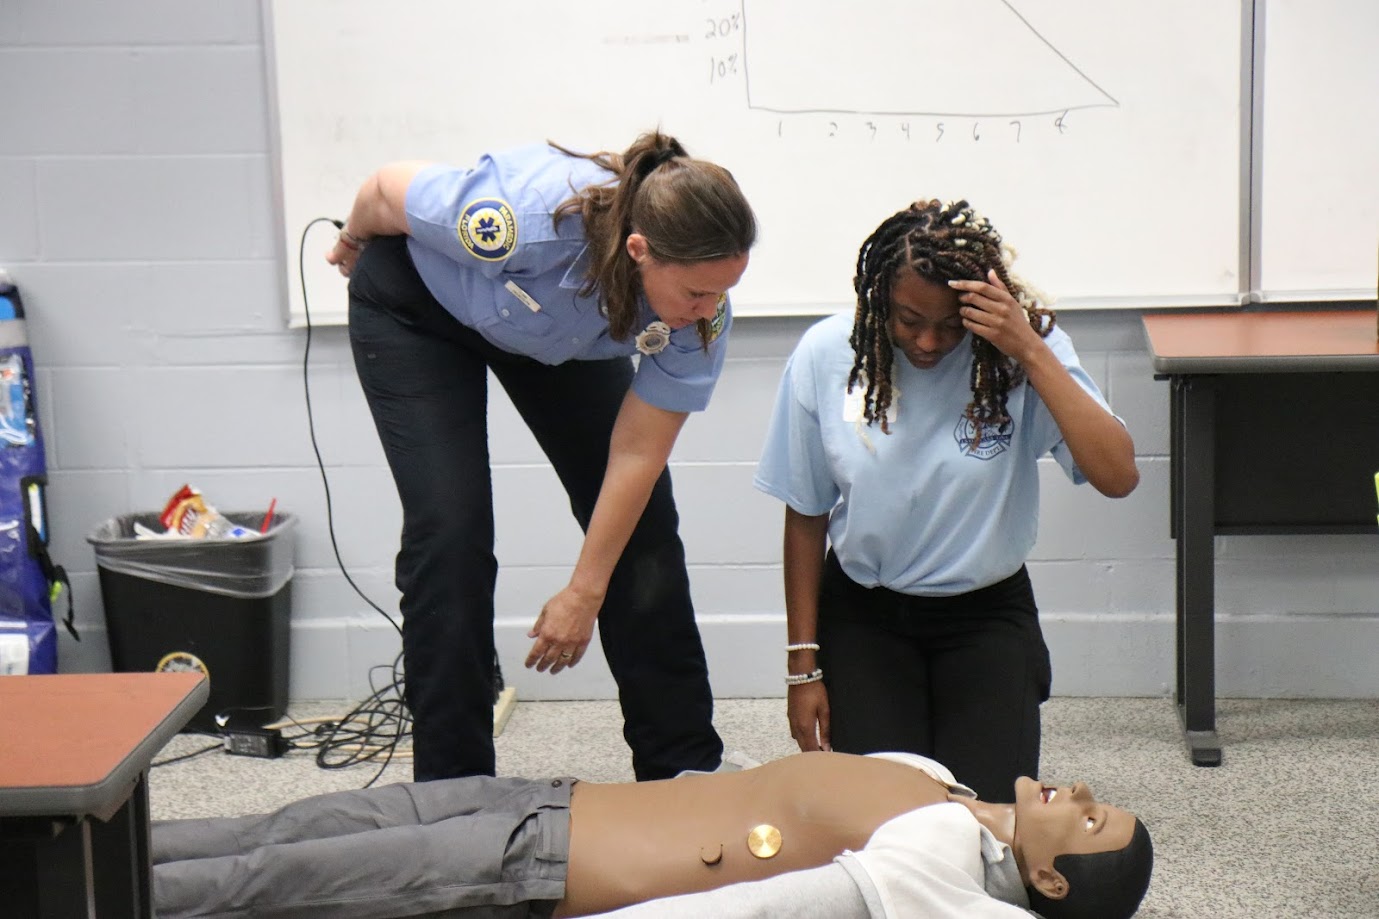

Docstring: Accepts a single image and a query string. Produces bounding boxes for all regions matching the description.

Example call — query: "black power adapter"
[223,726,287,759]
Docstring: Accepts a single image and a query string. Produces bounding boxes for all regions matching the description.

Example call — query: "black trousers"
[347,237,722,781]
[818,552,1051,802]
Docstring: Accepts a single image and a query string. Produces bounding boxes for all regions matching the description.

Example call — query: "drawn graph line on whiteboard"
[739,0,1119,118]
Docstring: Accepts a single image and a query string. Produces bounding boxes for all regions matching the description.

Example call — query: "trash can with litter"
[87,512,295,733]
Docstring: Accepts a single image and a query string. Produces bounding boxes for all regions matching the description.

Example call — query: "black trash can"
[88,512,295,733]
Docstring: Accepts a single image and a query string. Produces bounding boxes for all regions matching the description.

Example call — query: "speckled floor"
[148,696,1379,918]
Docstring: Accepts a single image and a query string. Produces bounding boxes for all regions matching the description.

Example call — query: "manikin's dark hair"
[1026,817,1154,919]
[552,129,757,346]
[849,198,1055,443]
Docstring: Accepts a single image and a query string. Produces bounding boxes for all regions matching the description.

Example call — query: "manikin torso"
[559,751,953,916]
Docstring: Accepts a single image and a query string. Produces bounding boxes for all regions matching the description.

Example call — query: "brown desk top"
[0,672,208,819]
[1142,309,1379,374]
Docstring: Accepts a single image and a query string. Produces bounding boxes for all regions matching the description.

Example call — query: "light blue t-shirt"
[403,144,731,413]
[754,312,1116,595]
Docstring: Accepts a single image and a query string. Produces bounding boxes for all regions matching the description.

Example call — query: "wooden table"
[1142,309,1379,766]
[0,672,209,918]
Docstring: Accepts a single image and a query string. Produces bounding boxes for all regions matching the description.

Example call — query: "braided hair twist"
[849,199,1054,443]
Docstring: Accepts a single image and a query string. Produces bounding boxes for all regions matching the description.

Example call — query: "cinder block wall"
[5,1,1376,702]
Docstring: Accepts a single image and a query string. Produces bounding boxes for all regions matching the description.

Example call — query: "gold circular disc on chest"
[746,824,782,859]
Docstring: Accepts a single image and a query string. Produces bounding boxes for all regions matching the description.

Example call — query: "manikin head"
[1008,777,1154,919]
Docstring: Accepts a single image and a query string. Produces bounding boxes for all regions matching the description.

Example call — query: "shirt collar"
[560,244,593,290]
[978,826,1030,908]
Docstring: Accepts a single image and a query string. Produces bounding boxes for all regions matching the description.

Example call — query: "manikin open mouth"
[1040,786,1058,803]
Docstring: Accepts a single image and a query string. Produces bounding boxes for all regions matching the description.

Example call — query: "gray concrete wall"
[5,1,1376,702]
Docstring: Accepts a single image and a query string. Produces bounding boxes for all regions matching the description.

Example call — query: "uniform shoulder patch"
[706,294,728,343]
[457,197,517,261]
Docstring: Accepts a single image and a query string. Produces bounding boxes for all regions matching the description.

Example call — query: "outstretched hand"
[948,269,1042,363]
[525,583,602,675]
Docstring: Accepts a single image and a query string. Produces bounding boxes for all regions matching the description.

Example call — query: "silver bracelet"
[784,668,824,686]
[785,642,820,652]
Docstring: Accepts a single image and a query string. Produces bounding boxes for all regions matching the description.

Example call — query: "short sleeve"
[631,297,733,413]
[1025,327,1124,485]
[753,329,842,516]
[404,148,586,282]
[406,162,519,280]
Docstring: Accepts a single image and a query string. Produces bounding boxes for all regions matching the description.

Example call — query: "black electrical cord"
[296,221,512,787]
[151,741,223,768]
[307,655,409,770]
[298,218,403,640]
[298,219,411,786]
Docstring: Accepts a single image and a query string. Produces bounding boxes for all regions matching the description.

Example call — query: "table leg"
[90,777,151,918]
[0,816,97,917]
[1173,375,1222,766]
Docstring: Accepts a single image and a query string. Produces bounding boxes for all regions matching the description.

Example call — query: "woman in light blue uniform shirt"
[327,131,756,781]
[754,199,1138,802]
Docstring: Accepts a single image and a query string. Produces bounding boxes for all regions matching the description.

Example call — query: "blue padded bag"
[0,271,76,675]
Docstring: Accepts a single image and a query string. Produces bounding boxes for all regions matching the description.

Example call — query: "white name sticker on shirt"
[503,280,543,313]
[842,381,898,424]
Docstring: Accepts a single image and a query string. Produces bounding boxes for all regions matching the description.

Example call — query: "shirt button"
[501,308,510,317]
[551,779,563,788]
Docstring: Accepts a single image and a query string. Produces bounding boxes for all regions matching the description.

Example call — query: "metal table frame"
[1145,308,1379,766]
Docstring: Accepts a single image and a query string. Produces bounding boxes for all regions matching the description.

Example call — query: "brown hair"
[552,130,757,343]
[849,198,1055,444]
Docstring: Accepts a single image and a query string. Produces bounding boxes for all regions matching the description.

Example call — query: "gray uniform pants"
[152,775,574,919]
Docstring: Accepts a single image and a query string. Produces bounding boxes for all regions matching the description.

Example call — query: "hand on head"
[947,269,1045,364]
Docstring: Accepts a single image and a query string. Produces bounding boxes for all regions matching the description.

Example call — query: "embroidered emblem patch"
[457,198,517,261]
[953,415,1012,460]
[636,321,672,356]
[706,294,728,342]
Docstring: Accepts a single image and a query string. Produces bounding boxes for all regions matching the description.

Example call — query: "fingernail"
[947,280,960,287]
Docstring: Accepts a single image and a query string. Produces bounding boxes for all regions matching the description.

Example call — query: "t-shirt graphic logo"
[953,415,1012,460]
[457,198,517,261]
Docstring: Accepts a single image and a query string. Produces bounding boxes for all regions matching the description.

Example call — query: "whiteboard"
[1256,0,1379,303]
[265,0,1244,325]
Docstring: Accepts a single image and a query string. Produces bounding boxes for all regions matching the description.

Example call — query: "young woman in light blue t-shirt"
[754,199,1139,802]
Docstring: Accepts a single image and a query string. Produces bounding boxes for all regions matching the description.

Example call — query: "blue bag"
[0,269,76,675]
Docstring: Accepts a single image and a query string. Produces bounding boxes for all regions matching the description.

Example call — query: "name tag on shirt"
[504,280,543,313]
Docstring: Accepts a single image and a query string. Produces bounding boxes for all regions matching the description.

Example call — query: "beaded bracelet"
[785,642,820,652]
[784,668,824,686]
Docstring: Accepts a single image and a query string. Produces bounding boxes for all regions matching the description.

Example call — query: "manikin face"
[1011,776,1138,897]
[886,268,967,370]
[627,233,750,330]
